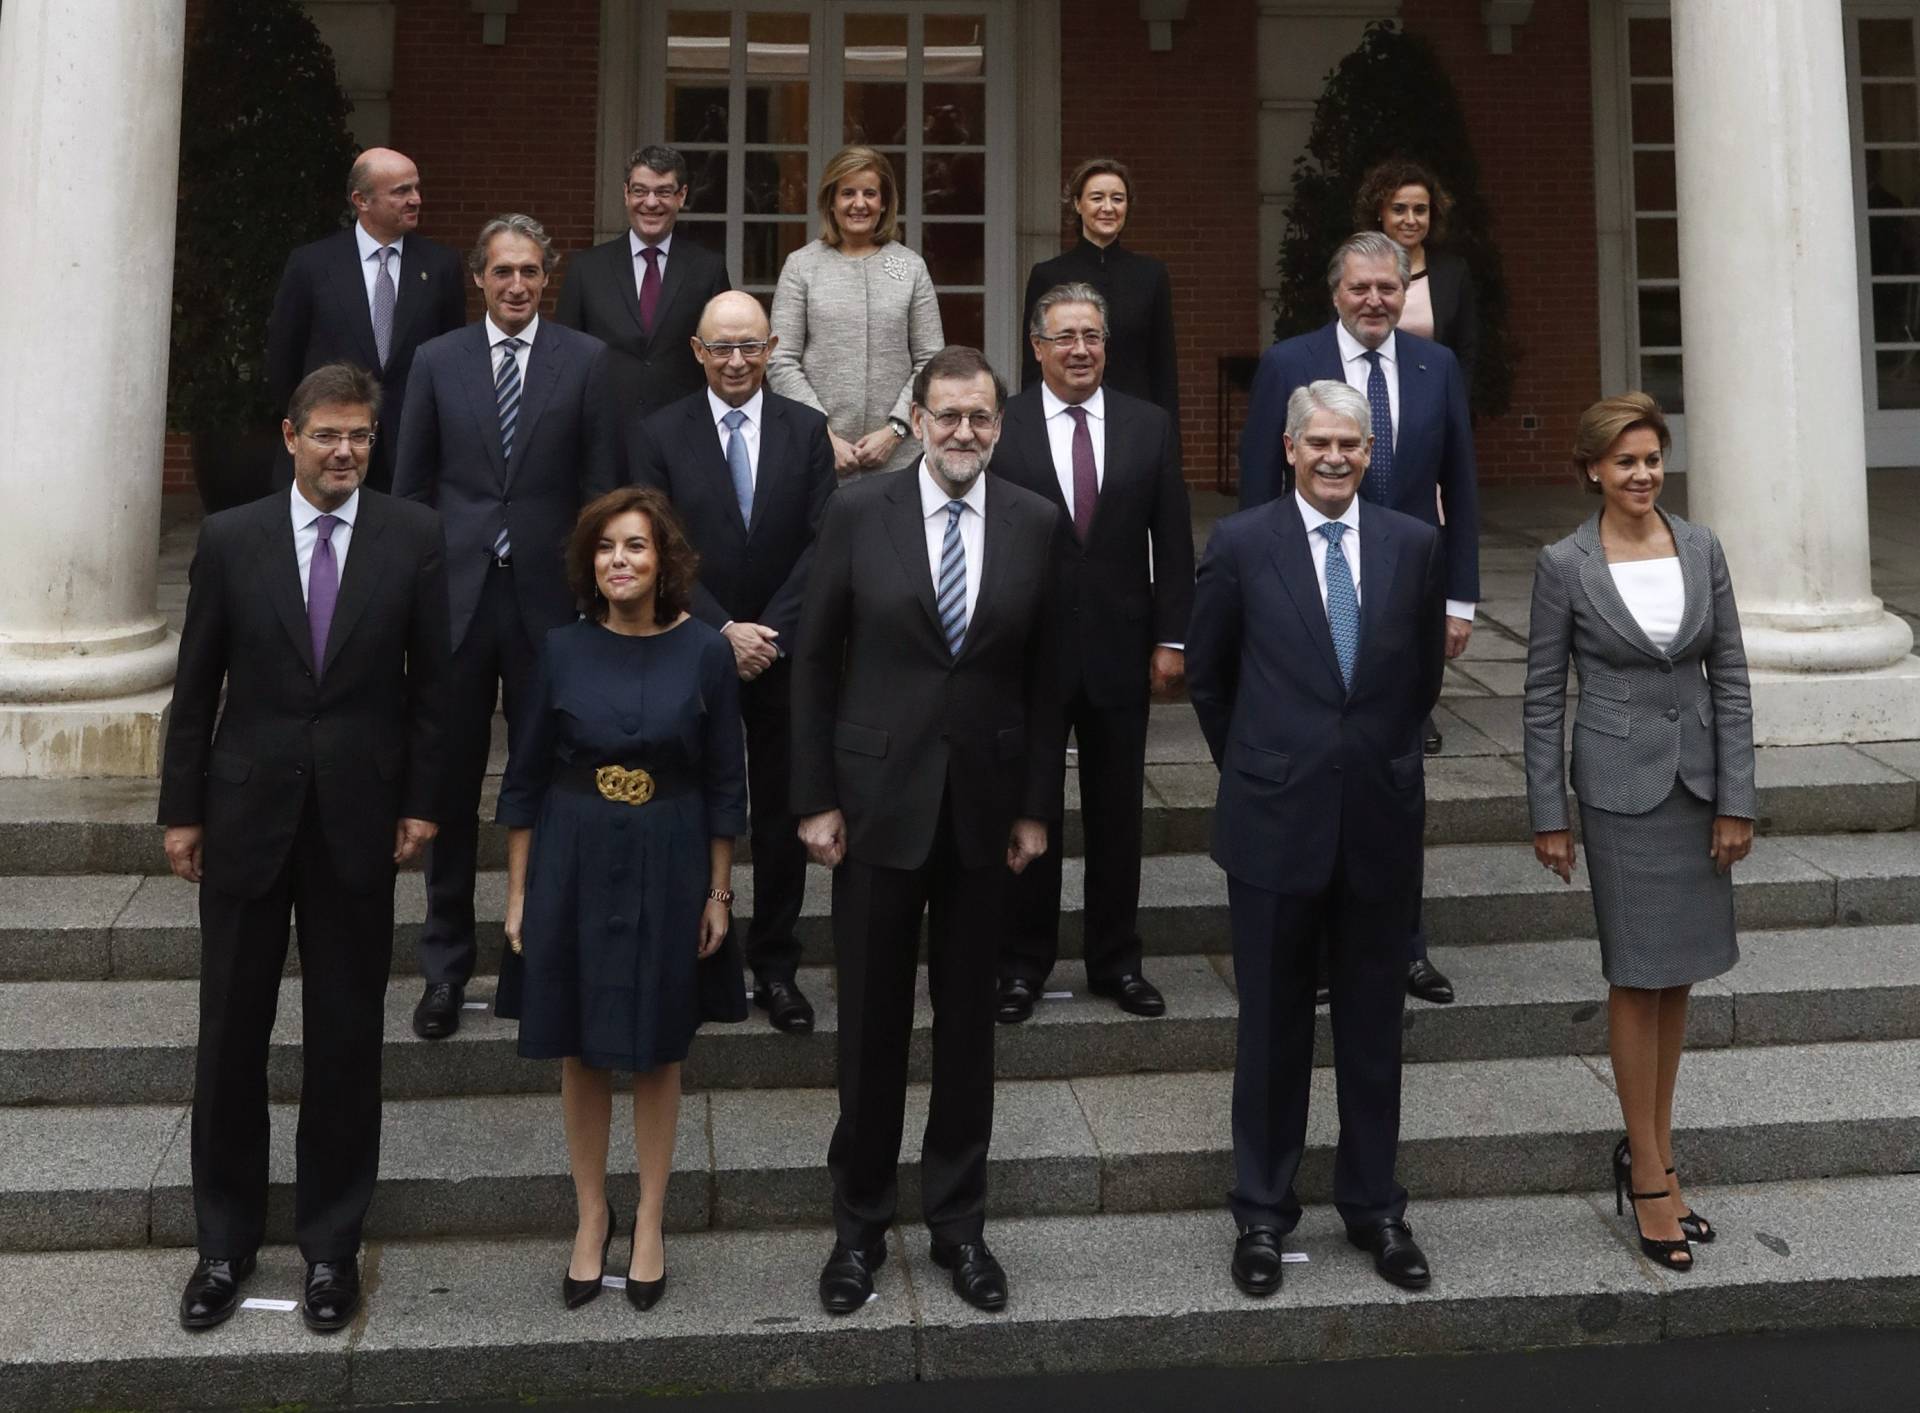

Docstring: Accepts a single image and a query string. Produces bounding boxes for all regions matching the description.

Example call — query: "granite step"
[2,1039,1914,1252]
[6,831,1920,982]
[6,1173,1919,1410]
[6,926,1919,1107]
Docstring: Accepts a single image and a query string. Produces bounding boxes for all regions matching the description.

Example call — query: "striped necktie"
[936,500,968,657]
[493,337,523,560]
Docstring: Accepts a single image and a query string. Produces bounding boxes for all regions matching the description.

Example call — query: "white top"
[1400,272,1436,340]
[1609,557,1685,650]
[354,223,404,311]
[707,387,763,485]
[291,484,360,603]
[1294,489,1362,610]
[919,463,986,626]
[629,229,673,303]
[1041,383,1106,506]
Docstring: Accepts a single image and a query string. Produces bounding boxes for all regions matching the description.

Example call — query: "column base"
[0,687,172,778]
[1750,657,1920,747]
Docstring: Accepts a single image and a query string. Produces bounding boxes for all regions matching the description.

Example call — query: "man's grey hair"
[1325,229,1411,292]
[1028,281,1109,340]
[469,213,559,275]
[1284,380,1372,444]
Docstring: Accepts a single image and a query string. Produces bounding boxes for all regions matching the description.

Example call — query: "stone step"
[3,1039,1914,1252]
[6,831,1920,982]
[1,737,1914,875]
[5,1173,1918,1410]
[6,926,1918,1107]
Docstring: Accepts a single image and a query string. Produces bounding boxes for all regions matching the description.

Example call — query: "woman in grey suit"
[1523,392,1756,1273]
[769,144,945,480]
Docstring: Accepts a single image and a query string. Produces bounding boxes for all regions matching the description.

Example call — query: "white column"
[0,0,186,775]
[1672,0,1920,744]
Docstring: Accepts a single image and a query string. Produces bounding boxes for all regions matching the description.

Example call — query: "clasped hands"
[829,426,902,474]
[723,621,780,681]
[799,809,1048,875]
[1533,815,1752,883]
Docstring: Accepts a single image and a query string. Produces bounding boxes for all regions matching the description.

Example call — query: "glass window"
[1855,13,1920,417]
[1625,12,1681,411]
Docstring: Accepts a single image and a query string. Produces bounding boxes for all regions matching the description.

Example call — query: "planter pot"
[189,427,281,513]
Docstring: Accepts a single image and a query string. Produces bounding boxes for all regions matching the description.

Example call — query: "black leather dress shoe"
[1407,958,1455,1005]
[1231,1226,1284,1297]
[931,1239,1008,1311]
[996,976,1038,1024]
[413,982,463,1040]
[754,978,815,1035]
[1089,972,1167,1018]
[301,1258,361,1332]
[819,1241,886,1314]
[1423,726,1444,755]
[1347,1220,1431,1290]
[180,1252,256,1331]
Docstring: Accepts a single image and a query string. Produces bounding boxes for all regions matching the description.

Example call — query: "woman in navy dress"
[496,486,747,1311]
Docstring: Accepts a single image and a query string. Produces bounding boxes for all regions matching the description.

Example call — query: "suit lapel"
[882,466,946,646]
[1312,322,1346,383]
[385,236,429,360]
[507,328,566,485]
[645,242,695,351]
[320,497,388,677]
[744,396,786,541]
[612,239,649,339]
[1574,513,1668,661]
[454,325,510,487]
[257,500,318,676]
[326,230,382,371]
[959,477,1013,663]
[1267,497,1347,696]
[1664,513,1712,658]
[692,396,750,539]
[1353,504,1401,694]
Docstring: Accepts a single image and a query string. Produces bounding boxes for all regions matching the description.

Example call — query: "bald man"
[629,292,836,1033]
[267,147,468,493]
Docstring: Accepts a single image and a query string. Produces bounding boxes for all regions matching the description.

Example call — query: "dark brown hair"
[1572,391,1671,495]
[912,345,1007,411]
[1353,159,1454,244]
[567,487,699,625]
[288,362,382,430]
[1066,155,1133,207]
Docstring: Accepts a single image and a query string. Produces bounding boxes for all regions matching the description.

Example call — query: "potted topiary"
[168,0,358,511]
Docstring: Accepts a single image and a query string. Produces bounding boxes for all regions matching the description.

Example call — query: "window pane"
[743,220,809,285]
[1862,84,1920,143]
[1860,20,1917,78]
[1871,216,1920,276]
[938,292,984,350]
[1633,150,1676,211]
[1868,150,1920,207]
[668,88,730,145]
[1629,83,1673,144]
[924,153,985,215]
[675,219,725,257]
[1628,17,1672,78]
[1877,351,1920,407]
[846,13,908,78]
[745,12,808,75]
[745,82,809,144]
[925,83,987,146]
[745,151,809,215]
[1640,354,1684,414]
[684,151,728,214]
[1638,286,1683,348]
[1636,218,1679,280]
[845,82,908,144]
[1872,283,1920,343]
[926,14,987,77]
[923,223,985,285]
[667,10,729,141]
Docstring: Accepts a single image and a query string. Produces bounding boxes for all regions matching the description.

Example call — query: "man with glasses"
[792,347,1066,1317]
[630,292,835,1034]
[990,282,1194,1024]
[555,144,734,419]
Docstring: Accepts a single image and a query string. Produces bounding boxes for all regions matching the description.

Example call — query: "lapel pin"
[420,271,428,281]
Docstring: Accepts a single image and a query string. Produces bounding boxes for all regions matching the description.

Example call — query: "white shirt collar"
[919,461,988,518]
[1335,320,1397,367]
[485,313,539,348]
[291,482,361,531]
[1040,383,1105,422]
[708,386,764,428]
[1294,487,1360,538]
[355,222,403,263]
[629,229,673,261]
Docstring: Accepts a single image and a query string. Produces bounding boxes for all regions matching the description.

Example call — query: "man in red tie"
[987,282,1195,1022]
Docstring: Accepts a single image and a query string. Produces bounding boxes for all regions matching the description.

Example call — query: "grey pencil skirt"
[1579,782,1739,989]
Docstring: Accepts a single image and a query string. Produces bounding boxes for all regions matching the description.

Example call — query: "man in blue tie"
[1188,379,1447,1300]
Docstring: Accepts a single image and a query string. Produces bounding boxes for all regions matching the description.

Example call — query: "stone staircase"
[5,693,1920,1409]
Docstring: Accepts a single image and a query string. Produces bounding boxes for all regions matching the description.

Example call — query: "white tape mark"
[240,1297,299,1312]
[1042,990,1074,1001]
[462,1001,488,1010]
[1281,1252,1309,1263]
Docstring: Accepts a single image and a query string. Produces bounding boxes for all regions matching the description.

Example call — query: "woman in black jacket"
[1355,159,1480,391]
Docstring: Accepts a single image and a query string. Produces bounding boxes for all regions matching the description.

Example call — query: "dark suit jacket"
[392,319,618,650]
[554,232,733,418]
[266,227,468,490]
[1186,495,1445,898]
[630,388,835,648]
[1423,250,1480,391]
[791,465,1067,873]
[988,384,1194,709]
[157,489,451,899]
[1236,321,1480,604]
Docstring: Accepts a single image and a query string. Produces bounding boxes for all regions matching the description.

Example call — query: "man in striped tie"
[394,214,618,1039]
[791,347,1069,1318]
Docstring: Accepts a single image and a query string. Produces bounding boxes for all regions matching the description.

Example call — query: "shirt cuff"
[1445,600,1476,622]
[1156,642,1185,651]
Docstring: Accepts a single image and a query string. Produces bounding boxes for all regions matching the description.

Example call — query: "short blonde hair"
[1572,391,1671,494]
[817,146,899,247]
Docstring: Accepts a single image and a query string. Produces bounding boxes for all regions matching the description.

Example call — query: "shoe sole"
[1231,1270,1282,1298]
[179,1303,239,1332]
[300,1306,354,1333]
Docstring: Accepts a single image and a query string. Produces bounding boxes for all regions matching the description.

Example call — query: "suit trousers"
[739,658,808,982]
[827,790,1002,1249]
[192,791,395,1261]
[420,560,537,984]
[1227,860,1412,1234]
[1001,689,1148,987]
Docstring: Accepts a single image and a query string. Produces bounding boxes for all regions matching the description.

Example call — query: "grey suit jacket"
[1522,509,1757,833]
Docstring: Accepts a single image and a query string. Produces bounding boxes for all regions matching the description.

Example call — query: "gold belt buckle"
[594,764,656,805]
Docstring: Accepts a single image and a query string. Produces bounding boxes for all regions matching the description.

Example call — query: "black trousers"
[1227,860,1411,1235]
[827,791,1001,1249]
[420,561,537,985]
[192,792,394,1262]
[739,658,807,983]
[1002,689,1147,987]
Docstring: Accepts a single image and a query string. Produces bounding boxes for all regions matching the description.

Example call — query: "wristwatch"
[886,416,909,439]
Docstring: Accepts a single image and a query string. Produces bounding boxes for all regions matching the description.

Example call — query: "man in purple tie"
[160,363,450,1334]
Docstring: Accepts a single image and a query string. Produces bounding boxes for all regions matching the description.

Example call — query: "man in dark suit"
[160,363,450,1334]
[991,281,1193,1023]
[631,290,835,1033]
[555,143,734,418]
[1189,378,1445,1300]
[393,213,618,1038]
[1236,229,1480,1006]
[792,347,1065,1318]
[266,148,468,493]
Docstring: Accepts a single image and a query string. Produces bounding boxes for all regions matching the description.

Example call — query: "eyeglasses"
[303,429,375,449]
[696,339,770,360]
[924,409,1001,433]
[626,183,684,202]
[1035,330,1106,350]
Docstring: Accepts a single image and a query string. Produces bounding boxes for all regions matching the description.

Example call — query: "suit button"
[1665,707,1679,722]
[504,496,513,506]
[607,915,624,930]
[310,715,320,725]
[293,764,305,775]
[1659,661,1672,674]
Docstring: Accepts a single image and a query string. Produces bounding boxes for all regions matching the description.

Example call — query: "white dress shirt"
[1041,383,1105,506]
[486,312,539,376]
[292,484,360,603]
[708,386,763,487]
[920,463,986,627]
[630,229,672,304]
[354,222,404,312]
[1294,490,1362,612]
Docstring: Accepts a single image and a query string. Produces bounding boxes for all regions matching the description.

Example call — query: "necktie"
[372,246,396,368]
[723,408,753,528]
[1361,348,1394,506]
[309,513,342,675]
[936,500,968,657]
[1066,404,1097,542]
[1319,521,1359,691]
[639,246,662,336]
[493,337,523,560]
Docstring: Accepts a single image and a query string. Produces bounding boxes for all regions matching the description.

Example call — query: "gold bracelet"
[707,887,734,905]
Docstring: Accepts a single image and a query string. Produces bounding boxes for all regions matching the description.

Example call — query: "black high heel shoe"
[562,1203,620,1309]
[1612,1144,1692,1271]
[626,1214,665,1311]
[1614,1138,1715,1244]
